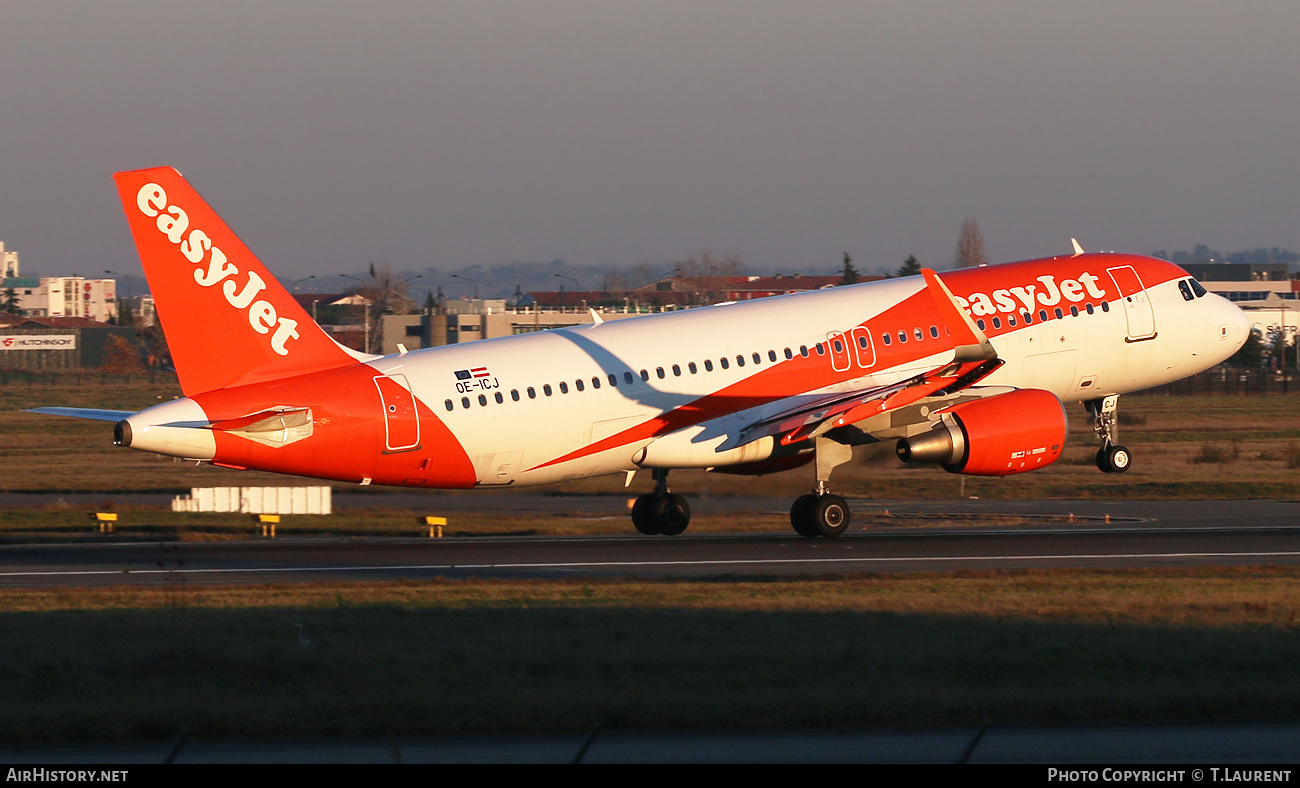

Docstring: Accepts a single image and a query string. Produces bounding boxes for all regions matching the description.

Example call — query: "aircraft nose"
[1224,298,1250,352]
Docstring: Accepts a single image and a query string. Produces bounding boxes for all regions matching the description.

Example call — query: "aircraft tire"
[1101,444,1132,474]
[1095,448,1111,473]
[631,493,662,535]
[654,493,692,536]
[812,494,851,537]
[790,494,821,537]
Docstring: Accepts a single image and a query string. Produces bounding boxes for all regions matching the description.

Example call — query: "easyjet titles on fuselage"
[134,183,301,356]
[953,272,1108,317]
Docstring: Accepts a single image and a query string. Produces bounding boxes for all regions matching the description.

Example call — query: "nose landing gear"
[1086,395,1131,474]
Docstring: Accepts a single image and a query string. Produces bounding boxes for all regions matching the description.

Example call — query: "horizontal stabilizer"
[208,406,312,433]
[26,407,137,422]
[208,406,314,448]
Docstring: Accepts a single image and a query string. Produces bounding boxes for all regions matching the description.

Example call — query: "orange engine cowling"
[895,389,1067,476]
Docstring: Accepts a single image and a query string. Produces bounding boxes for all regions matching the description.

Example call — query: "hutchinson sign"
[0,335,77,350]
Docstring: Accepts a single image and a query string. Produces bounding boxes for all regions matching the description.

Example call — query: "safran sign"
[0,335,77,351]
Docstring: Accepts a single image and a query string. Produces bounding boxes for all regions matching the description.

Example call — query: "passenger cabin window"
[544,384,553,396]
[559,382,569,394]
[704,359,714,371]
[882,333,892,346]
[527,387,536,399]
[575,379,584,392]
[494,392,504,403]
[624,372,635,384]
[445,399,453,412]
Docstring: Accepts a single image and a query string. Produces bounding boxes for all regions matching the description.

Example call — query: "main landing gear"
[789,437,854,538]
[1086,395,1131,474]
[629,438,857,539]
[631,469,692,536]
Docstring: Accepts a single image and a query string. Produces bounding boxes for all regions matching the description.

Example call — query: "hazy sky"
[2,1,1298,285]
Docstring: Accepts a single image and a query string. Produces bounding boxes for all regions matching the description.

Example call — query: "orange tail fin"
[114,167,360,395]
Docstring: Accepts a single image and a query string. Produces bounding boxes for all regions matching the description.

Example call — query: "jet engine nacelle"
[895,388,1067,476]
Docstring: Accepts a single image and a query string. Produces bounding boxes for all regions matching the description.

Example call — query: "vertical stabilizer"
[114,168,358,395]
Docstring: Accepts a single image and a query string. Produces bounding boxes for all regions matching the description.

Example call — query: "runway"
[1,499,1297,587]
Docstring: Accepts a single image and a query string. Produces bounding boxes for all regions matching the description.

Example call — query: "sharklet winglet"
[921,268,998,363]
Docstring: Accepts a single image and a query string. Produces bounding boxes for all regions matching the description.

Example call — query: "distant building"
[1185,262,1299,303]
[0,241,19,278]
[1,275,118,322]
[724,274,854,300]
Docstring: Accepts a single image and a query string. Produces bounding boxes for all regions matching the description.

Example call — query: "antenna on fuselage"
[1071,238,1085,255]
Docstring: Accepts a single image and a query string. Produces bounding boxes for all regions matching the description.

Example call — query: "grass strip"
[4,567,1300,742]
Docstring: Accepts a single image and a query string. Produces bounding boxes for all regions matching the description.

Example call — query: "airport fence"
[1137,366,1297,396]
[0,368,179,387]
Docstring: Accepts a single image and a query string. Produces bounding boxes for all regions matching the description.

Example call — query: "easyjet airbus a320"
[34,168,1250,537]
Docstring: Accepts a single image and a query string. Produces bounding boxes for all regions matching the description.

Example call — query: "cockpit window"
[1189,278,1208,298]
[1178,280,1194,301]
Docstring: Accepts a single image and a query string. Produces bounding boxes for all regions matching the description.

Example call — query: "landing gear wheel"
[1096,445,1131,474]
[631,493,692,535]
[631,493,662,535]
[655,493,692,536]
[790,493,850,538]
[813,494,850,537]
[790,494,821,537]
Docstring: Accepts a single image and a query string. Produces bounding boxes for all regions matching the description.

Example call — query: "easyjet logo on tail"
[135,183,300,356]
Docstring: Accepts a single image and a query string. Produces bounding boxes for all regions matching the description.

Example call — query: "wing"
[738,268,1004,447]
[740,357,1004,446]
